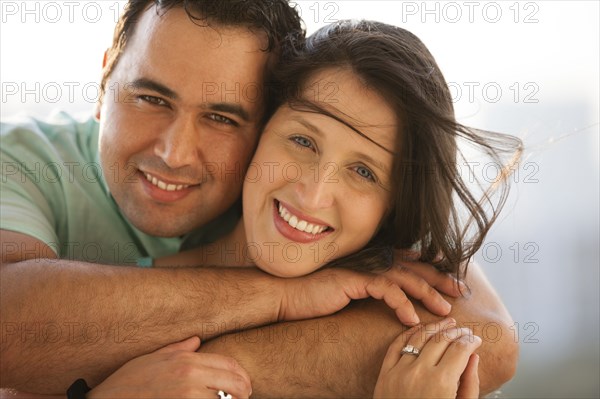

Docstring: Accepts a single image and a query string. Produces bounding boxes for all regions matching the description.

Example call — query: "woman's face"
[242,68,399,277]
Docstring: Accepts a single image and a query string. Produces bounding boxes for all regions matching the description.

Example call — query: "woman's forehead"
[296,68,400,153]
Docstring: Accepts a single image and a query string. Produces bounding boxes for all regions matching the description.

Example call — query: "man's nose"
[154,115,201,169]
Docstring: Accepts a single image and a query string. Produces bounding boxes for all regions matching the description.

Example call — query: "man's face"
[98,6,270,237]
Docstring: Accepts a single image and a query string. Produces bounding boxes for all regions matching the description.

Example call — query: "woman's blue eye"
[292,136,313,148]
[355,166,375,181]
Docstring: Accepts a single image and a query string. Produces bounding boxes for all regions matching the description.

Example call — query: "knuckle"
[172,362,196,378]
[380,276,395,288]
[169,350,194,362]
[224,356,240,371]
[232,373,250,391]
[452,336,472,350]
[442,326,461,341]
[398,295,412,309]
[425,284,438,295]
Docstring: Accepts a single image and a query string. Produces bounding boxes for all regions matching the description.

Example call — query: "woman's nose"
[294,162,337,210]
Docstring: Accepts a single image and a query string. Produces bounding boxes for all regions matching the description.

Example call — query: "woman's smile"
[272,199,333,244]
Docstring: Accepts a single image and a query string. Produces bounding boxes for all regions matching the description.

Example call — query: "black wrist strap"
[67,378,91,399]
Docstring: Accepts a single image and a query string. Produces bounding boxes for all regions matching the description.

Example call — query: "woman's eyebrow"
[291,115,391,172]
[349,150,389,173]
[292,105,396,155]
[290,116,324,136]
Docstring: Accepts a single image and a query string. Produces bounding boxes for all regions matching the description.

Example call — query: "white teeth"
[297,220,307,230]
[144,172,190,191]
[277,202,329,235]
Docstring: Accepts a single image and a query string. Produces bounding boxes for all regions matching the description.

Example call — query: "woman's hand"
[373,318,482,399]
[279,267,454,326]
[88,337,252,399]
[393,249,468,298]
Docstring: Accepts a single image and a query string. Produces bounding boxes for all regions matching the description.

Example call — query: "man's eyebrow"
[127,79,251,122]
[128,78,179,100]
[206,103,250,123]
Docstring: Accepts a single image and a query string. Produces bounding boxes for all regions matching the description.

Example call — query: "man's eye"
[209,114,237,126]
[354,165,376,182]
[291,136,314,149]
[139,95,167,106]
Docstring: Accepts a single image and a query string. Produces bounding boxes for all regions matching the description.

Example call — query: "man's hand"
[88,337,252,399]
[279,266,454,326]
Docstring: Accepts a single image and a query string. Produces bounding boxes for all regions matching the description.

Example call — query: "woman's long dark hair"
[273,20,522,279]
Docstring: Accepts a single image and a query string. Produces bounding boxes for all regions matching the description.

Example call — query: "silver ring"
[217,390,232,399]
[401,344,420,356]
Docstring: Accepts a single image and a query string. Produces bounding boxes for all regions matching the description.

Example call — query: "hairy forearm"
[199,263,518,398]
[0,260,281,392]
[199,301,394,398]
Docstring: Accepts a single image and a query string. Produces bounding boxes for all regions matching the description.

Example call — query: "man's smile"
[143,171,192,191]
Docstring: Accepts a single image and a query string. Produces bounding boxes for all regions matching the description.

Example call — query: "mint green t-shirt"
[0,112,237,264]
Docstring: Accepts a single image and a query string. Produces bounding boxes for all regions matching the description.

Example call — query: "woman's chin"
[255,261,322,278]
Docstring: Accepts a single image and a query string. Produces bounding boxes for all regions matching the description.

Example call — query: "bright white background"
[1,1,599,397]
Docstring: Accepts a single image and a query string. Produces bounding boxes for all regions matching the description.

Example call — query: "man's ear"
[94,101,102,121]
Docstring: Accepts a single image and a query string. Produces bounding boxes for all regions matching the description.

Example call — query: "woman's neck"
[206,219,253,267]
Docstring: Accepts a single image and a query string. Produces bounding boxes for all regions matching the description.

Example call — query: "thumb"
[457,353,480,399]
[154,336,201,354]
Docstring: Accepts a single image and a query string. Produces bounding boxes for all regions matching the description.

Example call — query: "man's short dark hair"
[99,0,304,109]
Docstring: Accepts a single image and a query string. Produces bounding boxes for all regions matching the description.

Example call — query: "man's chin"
[123,209,196,238]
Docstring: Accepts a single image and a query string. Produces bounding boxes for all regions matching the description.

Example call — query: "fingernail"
[412,313,420,325]
[461,327,474,335]
[439,317,453,326]
[443,300,452,314]
[445,317,456,325]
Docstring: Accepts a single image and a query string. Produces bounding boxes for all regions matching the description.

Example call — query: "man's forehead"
[103,5,273,125]
[135,4,270,50]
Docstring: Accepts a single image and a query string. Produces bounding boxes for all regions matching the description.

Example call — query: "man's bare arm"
[199,262,518,398]
[1,231,444,394]
[0,231,289,392]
